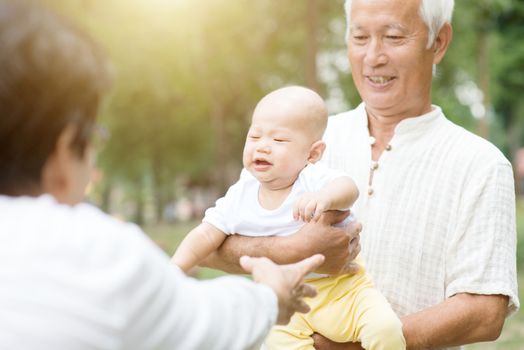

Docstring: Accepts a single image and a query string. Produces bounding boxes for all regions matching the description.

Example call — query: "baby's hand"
[293,192,332,222]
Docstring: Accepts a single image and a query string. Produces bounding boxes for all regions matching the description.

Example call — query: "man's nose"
[363,38,388,67]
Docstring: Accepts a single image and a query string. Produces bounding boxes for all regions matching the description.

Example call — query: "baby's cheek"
[242,147,252,166]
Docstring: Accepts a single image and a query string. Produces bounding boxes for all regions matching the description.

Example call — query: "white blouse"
[0,195,277,350]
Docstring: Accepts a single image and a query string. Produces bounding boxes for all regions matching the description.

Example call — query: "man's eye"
[386,35,404,41]
[351,36,368,45]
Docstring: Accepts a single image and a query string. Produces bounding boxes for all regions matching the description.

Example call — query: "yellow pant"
[265,266,405,350]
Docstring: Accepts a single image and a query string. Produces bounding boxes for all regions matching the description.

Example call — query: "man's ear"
[41,125,77,203]
[432,22,453,65]
[308,141,326,164]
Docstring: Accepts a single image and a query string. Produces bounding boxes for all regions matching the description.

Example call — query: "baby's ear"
[308,141,326,164]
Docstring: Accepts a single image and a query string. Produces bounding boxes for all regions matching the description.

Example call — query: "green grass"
[143,221,227,279]
[144,197,524,348]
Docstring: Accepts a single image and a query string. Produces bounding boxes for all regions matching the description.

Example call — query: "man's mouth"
[366,76,395,85]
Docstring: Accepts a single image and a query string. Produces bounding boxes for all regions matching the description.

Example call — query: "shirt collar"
[393,105,443,136]
[355,102,444,138]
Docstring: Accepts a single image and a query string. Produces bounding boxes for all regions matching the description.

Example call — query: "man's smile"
[365,75,396,86]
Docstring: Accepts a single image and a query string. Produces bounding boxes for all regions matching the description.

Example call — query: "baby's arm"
[172,222,227,273]
[294,176,359,222]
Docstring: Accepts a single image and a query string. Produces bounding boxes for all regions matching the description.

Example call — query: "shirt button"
[371,161,379,170]
[368,187,374,196]
[385,144,392,151]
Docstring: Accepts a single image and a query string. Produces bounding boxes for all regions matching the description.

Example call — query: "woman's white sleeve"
[121,233,278,350]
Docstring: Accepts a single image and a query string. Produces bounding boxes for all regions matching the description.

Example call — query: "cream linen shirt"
[322,103,519,349]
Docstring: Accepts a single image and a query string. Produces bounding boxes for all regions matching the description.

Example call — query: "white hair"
[344,0,454,48]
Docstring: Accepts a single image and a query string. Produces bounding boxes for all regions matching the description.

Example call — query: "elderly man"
[0,1,326,349]
[204,0,519,349]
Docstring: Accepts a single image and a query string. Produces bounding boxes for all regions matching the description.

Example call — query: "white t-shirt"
[203,162,350,237]
[322,103,519,350]
[0,195,277,350]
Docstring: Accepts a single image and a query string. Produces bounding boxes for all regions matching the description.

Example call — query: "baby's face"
[243,106,314,190]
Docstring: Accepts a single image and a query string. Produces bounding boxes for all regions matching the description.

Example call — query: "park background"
[41,1,523,348]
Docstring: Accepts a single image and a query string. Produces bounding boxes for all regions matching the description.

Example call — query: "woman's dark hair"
[0,0,110,195]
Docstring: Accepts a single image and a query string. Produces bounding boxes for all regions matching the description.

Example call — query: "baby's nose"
[256,143,271,154]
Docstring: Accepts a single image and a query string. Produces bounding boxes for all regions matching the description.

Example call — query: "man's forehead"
[349,0,421,21]
[349,0,424,32]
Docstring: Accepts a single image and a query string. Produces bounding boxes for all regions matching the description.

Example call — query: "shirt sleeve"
[202,170,251,235]
[445,160,519,316]
[121,228,278,350]
[300,162,352,192]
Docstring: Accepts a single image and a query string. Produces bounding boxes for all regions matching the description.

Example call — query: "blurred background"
[39,1,523,348]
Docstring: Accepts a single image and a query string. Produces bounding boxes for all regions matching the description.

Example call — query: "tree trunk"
[209,101,230,191]
[305,0,319,91]
[100,179,112,213]
[509,118,524,194]
[477,11,490,139]
[133,179,145,226]
[151,156,172,224]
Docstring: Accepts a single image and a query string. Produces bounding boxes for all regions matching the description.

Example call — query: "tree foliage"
[39,0,524,221]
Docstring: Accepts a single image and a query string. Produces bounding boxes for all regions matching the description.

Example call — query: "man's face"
[242,107,313,190]
[347,0,436,118]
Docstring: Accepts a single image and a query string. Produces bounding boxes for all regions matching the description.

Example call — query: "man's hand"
[240,254,325,325]
[293,210,361,275]
[293,191,332,222]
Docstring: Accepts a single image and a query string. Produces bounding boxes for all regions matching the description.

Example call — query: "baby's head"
[243,86,328,189]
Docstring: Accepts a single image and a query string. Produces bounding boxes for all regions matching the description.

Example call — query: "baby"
[172,86,405,350]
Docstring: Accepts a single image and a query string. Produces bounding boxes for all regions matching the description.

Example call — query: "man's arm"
[312,293,509,350]
[401,293,508,349]
[200,210,362,275]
